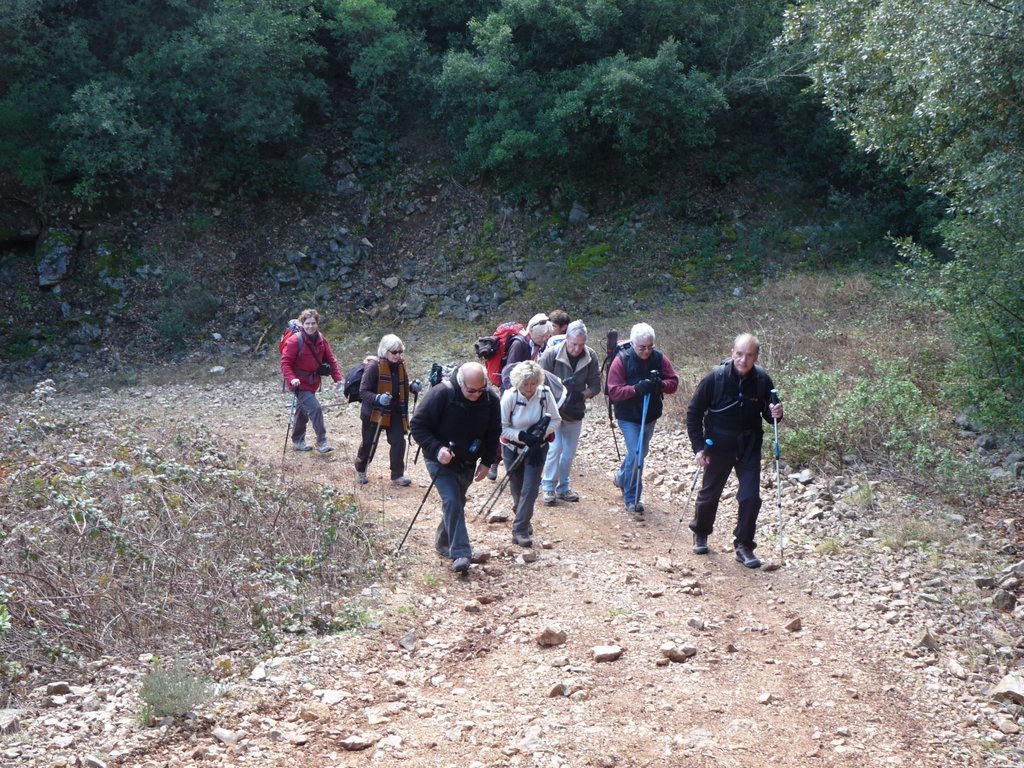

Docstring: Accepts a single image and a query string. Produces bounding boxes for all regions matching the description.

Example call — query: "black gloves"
[409,379,422,395]
[635,378,653,396]
[518,430,541,448]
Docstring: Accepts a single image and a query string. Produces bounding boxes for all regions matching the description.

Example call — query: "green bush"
[140,666,214,719]
[784,360,940,471]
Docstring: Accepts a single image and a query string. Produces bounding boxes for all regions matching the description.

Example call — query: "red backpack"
[279,319,303,356]
[474,321,525,387]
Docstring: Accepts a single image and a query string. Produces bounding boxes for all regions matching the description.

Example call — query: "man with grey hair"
[606,322,679,520]
[538,320,602,504]
[685,333,783,569]
[410,361,501,574]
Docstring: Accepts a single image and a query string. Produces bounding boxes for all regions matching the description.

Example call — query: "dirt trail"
[121,372,979,768]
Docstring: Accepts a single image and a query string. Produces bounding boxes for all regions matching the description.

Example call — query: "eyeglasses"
[463,384,488,394]
[634,344,654,352]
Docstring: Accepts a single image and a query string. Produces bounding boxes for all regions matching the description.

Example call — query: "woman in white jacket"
[500,360,561,547]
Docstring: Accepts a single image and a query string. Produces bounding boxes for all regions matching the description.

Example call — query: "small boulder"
[537,627,567,647]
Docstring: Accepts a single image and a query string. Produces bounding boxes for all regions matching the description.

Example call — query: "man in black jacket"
[410,362,501,574]
[686,333,783,569]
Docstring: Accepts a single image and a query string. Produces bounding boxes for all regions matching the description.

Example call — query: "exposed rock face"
[36,227,79,287]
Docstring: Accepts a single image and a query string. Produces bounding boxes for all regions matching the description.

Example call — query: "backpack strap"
[710,362,768,411]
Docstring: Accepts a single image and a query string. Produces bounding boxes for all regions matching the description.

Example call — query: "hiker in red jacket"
[280,308,343,453]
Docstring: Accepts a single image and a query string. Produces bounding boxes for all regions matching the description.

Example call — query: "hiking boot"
[735,545,761,569]
[487,464,498,481]
[542,490,557,505]
[293,441,313,452]
[692,533,710,555]
[557,490,580,502]
[391,476,412,487]
[316,441,333,454]
[356,470,369,484]
[512,533,534,548]
[452,556,471,574]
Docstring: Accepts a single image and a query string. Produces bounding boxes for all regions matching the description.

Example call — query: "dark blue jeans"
[689,446,763,549]
[426,460,475,560]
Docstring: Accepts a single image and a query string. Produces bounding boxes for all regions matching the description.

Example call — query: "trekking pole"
[405,383,420,467]
[668,439,713,554]
[603,329,622,461]
[395,440,452,554]
[367,416,385,466]
[396,474,438,554]
[771,389,784,563]
[474,447,530,521]
[281,393,297,462]
[629,392,651,504]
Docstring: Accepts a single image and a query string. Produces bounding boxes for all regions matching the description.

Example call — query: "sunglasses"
[463,384,488,394]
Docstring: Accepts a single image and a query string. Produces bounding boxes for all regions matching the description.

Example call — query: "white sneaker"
[316,441,333,454]
[391,476,412,487]
[542,490,557,505]
[356,471,368,484]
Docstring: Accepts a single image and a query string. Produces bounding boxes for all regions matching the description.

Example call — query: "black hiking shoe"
[735,545,761,569]
[692,533,709,555]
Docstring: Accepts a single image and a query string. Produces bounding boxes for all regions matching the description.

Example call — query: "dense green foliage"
[786,0,1024,428]
[1,0,846,201]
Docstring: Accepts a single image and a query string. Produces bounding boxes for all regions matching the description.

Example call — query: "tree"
[785,0,1024,425]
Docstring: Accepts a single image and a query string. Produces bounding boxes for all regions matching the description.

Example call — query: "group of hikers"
[280,308,783,575]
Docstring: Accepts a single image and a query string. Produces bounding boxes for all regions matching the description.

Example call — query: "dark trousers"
[502,443,547,538]
[689,446,763,549]
[427,460,475,560]
[355,417,405,478]
[292,390,327,444]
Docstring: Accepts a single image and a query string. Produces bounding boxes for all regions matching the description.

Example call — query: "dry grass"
[0,388,385,689]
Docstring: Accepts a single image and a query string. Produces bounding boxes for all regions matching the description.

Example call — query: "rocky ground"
[2,367,1023,768]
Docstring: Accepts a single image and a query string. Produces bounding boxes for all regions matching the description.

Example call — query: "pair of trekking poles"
[396,413,548,555]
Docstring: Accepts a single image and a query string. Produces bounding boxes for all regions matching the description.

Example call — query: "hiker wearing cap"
[606,323,679,520]
[686,333,783,569]
[355,334,414,487]
[410,362,502,574]
[538,320,601,504]
[500,360,561,547]
[280,308,344,453]
[505,313,553,370]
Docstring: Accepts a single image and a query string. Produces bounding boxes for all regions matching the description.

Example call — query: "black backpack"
[710,360,770,408]
[343,362,365,403]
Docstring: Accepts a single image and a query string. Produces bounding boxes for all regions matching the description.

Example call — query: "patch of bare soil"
[7,367,1012,767]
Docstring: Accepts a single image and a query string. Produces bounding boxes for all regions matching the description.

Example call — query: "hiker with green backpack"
[280,308,343,454]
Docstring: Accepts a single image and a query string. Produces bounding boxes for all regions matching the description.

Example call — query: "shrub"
[784,360,940,471]
[140,666,214,719]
